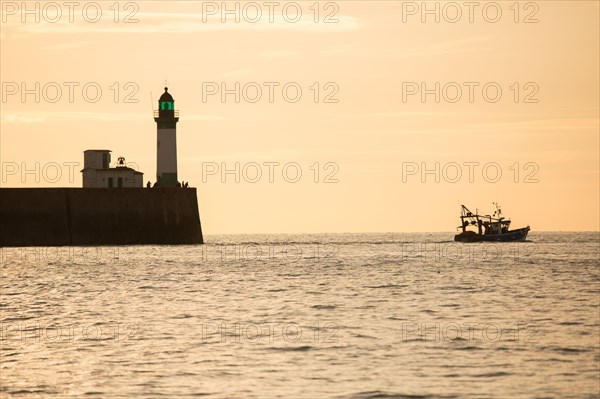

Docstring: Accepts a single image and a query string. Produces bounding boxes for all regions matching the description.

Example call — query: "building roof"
[81,167,143,175]
[84,149,111,153]
[159,87,174,102]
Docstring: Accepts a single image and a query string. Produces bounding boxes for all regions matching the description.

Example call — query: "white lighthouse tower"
[154,87,179,186]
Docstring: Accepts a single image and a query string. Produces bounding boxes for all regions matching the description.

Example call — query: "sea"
[1,232,599,399]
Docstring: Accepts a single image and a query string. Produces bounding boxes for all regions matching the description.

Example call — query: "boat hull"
[454,226,530,243]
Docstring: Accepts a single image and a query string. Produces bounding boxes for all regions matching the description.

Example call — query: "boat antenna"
[493,202,502,219]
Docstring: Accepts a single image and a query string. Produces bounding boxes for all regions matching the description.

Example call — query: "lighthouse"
[154,87,179,186]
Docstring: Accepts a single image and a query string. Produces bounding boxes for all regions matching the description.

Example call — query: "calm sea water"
[1,232,599,399]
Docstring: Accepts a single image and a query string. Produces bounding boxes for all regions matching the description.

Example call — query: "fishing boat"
[454,203,530,242]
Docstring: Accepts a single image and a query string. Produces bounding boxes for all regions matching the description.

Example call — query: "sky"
[1,1,598,234]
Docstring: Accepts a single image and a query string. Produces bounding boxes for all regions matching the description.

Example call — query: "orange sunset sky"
[1,1,598,234]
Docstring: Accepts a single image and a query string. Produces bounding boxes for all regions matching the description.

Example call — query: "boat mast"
[459,205,483,235]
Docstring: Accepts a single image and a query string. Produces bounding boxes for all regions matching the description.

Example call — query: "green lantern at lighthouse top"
[159,87,174,112]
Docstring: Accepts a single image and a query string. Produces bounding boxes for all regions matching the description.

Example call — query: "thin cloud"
[469,118,600,131]
[1,111,227,123]
[260,50,301,58]
[42,41,92,50]
[4,12,360,35]
[370,111,468,117]
[2,114,46,124]
[217,69,253,79]
[396,35,493,58]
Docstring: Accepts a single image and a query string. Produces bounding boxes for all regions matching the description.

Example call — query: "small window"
[118,177,123,187]
[108,177,113,188]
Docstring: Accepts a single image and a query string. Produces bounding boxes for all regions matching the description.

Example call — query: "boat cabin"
[483,220,511,235]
